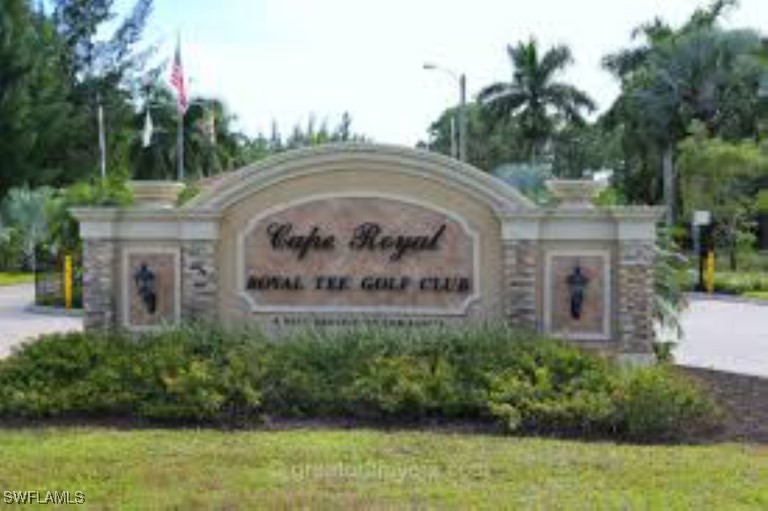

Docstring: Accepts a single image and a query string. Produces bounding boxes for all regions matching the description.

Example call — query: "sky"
[120,0,768,145]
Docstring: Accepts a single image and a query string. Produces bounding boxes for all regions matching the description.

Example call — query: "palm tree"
[3,186,51,273]
[478,38,596,162]
[129,86,247,180]
[603,0,767,223]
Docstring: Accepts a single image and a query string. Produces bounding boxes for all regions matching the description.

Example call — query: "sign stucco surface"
[240,197,477,314]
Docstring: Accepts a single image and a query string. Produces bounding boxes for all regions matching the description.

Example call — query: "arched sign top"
[185,143,535,214]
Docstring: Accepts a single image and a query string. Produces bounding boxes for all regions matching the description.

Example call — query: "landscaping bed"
[0,326,721,443]
[712,271,768,297]
[1,328,767,508]
[685,252,768,301]
[680,366,768,444]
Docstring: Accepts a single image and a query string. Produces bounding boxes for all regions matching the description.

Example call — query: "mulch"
[679,366,768,444]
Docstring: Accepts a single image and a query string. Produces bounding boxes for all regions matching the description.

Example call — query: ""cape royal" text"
[266,222,447,261]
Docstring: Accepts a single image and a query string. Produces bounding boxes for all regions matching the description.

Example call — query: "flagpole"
[173,32,186,182]
[97,93,107,180]
[177,106,184,181]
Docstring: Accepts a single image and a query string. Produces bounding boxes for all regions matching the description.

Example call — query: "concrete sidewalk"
[0,284,82,357]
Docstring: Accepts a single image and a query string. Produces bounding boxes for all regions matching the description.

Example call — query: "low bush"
[712,271,768,295]
[0,325,721,441]
[614,367,721,441]
[714,250,768,273]
[0,327,263,423]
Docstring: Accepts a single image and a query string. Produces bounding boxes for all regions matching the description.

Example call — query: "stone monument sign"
[73,144,661,363]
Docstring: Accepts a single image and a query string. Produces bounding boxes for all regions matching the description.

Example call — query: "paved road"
[0,284,82,357]
[677,297,768,378]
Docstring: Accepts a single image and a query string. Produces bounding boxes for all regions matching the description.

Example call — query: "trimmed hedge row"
[0,325,721,442]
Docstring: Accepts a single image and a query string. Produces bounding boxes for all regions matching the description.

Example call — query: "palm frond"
[477,82,513,104]
[602,47,651,79]
[631,16,674,43]
[478,83,528,121]
[538,45,573,80]
[544,83,597,113]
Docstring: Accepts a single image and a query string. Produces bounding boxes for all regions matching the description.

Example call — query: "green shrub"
[176,181,200,206]
[756,190,768,213]
[0,325,721,441]
[0,326,263,423]
[486,362,618,436]
[345,355,433,418]
[712,271,768,295]
[129,327,263,422]
[730,251,768,272]
[652,341,677,364]
[614,367,721,441]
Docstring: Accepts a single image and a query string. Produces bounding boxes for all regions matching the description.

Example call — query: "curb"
[685,292,768,307]
[24,304,84,317]
[678,364,768,382]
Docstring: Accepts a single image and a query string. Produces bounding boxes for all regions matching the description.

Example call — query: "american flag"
[170,41,188,113]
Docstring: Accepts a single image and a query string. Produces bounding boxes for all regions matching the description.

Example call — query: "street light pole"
[423,63,468,163]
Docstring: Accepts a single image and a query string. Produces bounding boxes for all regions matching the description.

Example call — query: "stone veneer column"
[502,240,538,330]
[617,240,656,354]
[82,239,116,329]
[180,241,218,323]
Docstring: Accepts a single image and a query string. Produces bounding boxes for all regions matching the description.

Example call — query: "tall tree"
[550,121,623,179]
[0,0,71,194]
[240,114,368,165]
[478,38,596,161]
[0,0,38,191]
[678,124,768,269]
[2,186,51,272]
[52,0,156,181]
[421,103,527,171]
[129,87,248,180]
[603,0,768,218]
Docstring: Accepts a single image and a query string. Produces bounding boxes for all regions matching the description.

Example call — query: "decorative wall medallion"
[124,249,180,329]
[545,251,610,341]
[566,265,589,320]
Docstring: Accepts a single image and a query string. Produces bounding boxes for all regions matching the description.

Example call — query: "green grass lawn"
[0,428,766,510]
[744,291,768,301]
[0,272,34,286]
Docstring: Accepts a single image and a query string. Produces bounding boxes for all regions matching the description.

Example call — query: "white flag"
[142,109,154,148]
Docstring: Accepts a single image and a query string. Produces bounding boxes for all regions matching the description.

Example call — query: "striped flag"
[170,39,188,113]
